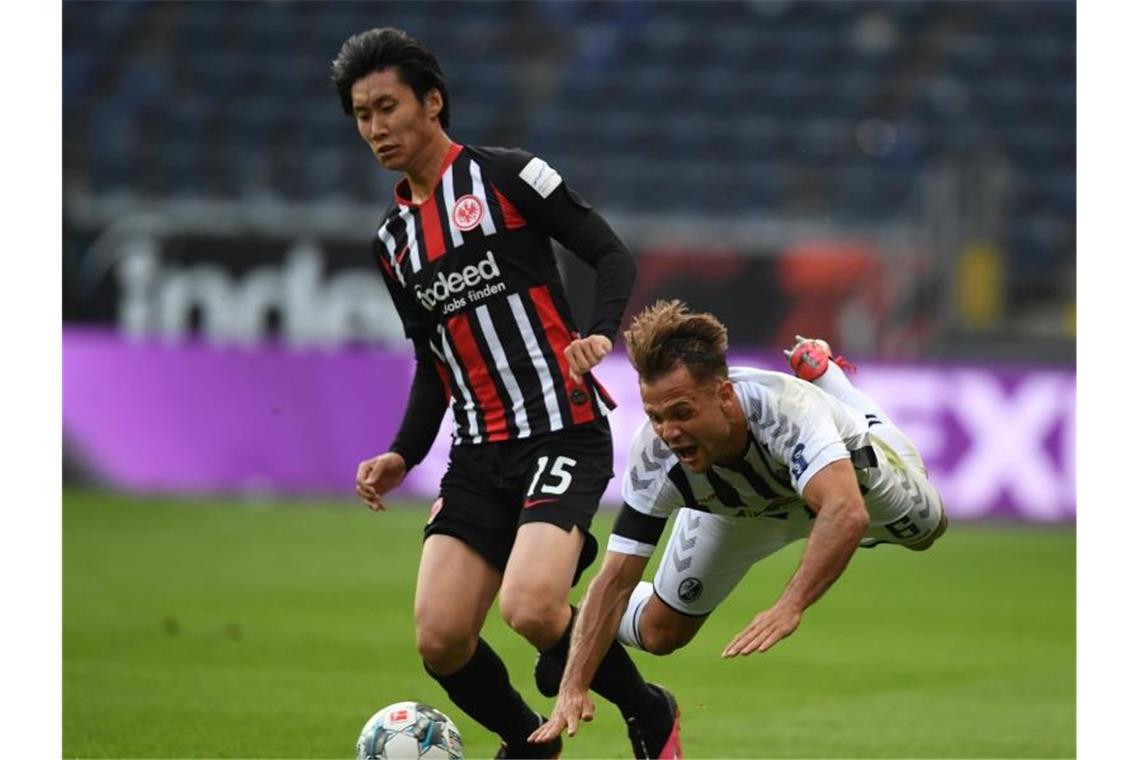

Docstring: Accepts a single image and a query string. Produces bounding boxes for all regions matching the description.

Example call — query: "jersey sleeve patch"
[794,440,852,494]
[518,157,563,198]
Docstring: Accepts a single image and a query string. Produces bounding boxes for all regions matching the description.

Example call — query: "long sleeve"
[388,335,449,470]
[476,147,637,342]
[373,235,448,471]
[560,209,637,342]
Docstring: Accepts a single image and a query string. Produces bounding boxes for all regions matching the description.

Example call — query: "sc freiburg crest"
[678,577,703,603]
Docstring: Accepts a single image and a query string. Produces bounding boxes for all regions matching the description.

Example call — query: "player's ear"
[716,377,734,405]
[424,88,443,121]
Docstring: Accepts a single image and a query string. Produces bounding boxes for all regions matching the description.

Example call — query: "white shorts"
[652,438,945,617]
[858,433,946,547]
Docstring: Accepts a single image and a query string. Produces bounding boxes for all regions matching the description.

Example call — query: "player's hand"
[722,601,803,657]
[528,686,596,744]
[564,334,612,384]
[355,452,407,511]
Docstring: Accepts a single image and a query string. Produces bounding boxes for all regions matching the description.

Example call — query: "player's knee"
[907,510,949,552]
[499,588,564,646]
[637,619,695,656]
[414,618,477,674]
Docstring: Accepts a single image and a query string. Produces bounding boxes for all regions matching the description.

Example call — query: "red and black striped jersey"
[373,143,620,446]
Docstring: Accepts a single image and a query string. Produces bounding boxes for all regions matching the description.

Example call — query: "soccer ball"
[356,701,464,759]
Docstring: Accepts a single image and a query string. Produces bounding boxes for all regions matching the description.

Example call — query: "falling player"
[532,300,947,745]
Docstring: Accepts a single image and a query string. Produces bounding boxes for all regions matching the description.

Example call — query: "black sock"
[542,606,660,720]
[542,606,577,662]
[425,638,539,746]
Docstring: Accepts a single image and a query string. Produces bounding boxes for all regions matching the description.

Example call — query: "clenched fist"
[355,452,408,511]
[564,334,612,384]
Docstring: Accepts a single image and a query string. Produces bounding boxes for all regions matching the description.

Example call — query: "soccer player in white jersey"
[530,299,948,746]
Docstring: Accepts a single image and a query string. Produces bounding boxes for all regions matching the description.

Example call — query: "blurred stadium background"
[62,1,1075,757]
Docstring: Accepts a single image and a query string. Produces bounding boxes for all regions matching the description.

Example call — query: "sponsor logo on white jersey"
[519,157,562,198]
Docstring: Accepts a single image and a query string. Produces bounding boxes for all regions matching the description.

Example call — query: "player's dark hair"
[331,27,450,128]
[624,300,729,385]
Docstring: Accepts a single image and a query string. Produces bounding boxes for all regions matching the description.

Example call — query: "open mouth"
[673,444,699,461]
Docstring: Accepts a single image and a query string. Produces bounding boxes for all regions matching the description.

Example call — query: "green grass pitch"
[63,489,1074,758]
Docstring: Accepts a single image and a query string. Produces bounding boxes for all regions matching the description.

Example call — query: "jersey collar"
[393,142,465,207]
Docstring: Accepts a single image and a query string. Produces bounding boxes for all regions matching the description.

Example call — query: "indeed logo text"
[414,250,505,313]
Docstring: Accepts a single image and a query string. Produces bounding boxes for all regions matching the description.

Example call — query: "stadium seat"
[62,0,1074,282]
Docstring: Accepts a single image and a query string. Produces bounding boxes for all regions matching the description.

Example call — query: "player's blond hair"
[623,300,728,384]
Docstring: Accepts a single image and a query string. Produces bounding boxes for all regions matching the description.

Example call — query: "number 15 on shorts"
[527,456,578,498]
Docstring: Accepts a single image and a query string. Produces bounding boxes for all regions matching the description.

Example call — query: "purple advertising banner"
[63,328,1075,520]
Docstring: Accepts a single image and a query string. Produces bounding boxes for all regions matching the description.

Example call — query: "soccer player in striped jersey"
[335,28,679,759]
[531,301,947,746]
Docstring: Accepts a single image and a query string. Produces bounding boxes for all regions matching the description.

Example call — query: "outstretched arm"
[722,458,869,657]
[530,550,650,743]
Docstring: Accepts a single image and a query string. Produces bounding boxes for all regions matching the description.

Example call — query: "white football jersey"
[611,366,879,556]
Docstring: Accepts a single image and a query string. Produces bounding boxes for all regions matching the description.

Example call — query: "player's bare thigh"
[499,521,583,649]
[414,533,503,674]
[637,593,710,655]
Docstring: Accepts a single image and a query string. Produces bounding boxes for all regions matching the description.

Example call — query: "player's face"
[640,365,742,473]
[350,68,443,173]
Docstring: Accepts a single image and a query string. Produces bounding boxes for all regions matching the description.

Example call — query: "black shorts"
[425,417,613,585]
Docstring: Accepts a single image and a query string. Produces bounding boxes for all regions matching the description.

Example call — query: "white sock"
[617,581,654,651]
[812,361,883,416]
[814,360,926,473]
